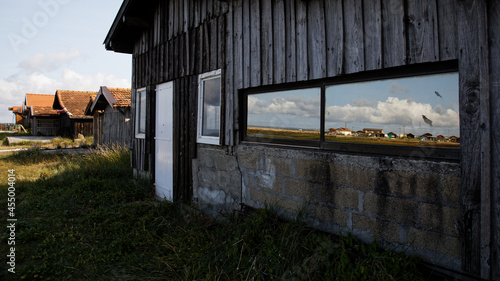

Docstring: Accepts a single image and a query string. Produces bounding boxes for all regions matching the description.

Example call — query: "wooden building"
[85,86,132,146]
[24,93,60,136]
[52,90,97,138]
[104,0,499,279]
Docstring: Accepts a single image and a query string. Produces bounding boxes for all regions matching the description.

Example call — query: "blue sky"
[0,0,131,123]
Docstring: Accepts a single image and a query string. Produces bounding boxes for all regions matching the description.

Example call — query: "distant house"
[24,93,60,136]
[436,134,446,141]
[8,106,25,125]
[85,87,132,146]
[449,136,460,143]
[53,90,97,138]
[406,133,415,139]
[387,132,397,139]
[363,128,384,137]
[335,127,353,136]
[419,133,435,141]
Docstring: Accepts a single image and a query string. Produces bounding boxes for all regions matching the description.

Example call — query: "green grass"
[0,147,426,280]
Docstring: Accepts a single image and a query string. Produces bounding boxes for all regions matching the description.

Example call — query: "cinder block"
[407,228,460,259]
[330,162,376,191]
[309,205,348,227]
[294,159,330,182]
[352,214,400,244]
[215,154,238,171]
[377,170,438,201]
[266,156,292,176]
[250,187,305,214]
[364,193,418,224]
[238,153,260,170]
[256,172,281,191]
[285,178,317,201]
[319,185,359,211]
[419,203,459,236]
[441,175,460,205]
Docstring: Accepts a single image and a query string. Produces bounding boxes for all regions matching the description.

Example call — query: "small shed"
[53,90,97,138]
[24,93,60,136]
[85,86,132,147]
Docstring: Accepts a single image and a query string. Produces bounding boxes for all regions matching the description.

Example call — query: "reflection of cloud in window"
[326,97,459,127]
[203,78,220,106]
[248,95,320,118]
[389,81,410,96]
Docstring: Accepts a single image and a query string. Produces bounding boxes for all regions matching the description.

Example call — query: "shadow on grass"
[0,146,426,280]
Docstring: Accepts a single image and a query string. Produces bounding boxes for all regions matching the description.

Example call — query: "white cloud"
[19,48,83,73]
[389,81,410,96]
[249,95,459,128]
[0,68,130,122]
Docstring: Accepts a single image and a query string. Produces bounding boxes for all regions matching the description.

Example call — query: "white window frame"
[135,87,147,139]
[197,69,222,145]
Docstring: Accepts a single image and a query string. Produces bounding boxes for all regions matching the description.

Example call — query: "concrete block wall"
[193,144,461,270]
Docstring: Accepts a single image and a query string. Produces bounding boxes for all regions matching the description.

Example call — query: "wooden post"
[457,0,490,278]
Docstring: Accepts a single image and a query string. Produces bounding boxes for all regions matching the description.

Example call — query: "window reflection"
[201,77,221,137]
[325,72,459,147]
[247,88,321,140]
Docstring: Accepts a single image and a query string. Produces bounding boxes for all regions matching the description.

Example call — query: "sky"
[248,72,460,137]
[0,0,132,123]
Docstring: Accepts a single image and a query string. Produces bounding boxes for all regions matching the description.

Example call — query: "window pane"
[139,91,146,134]
[202,77,221,137]
[247,88,321,140]
[325,72,459,147]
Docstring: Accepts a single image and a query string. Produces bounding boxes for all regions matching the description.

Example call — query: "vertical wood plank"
[273,0,286,84]
[250,0,261,87]
[168,0,174,40]
[285,0,296,82]
[307,0,326,79]
[489,2,500,279]
[261,0,274,85]
[437,0,458,61]
[457,0,489,277]
[343,0,364,74]
[234,0,243,89]
[243,0,251,88]
[210,19,218,70]
[225,2,234,145]
[296,0,308,81]
[407,0,439,63]
[325,0,343,77]
[207,0,213,18]
[184,0,189,33]
[203,22,210,72]
[218,16,225,70]
[201,0,207,23]
[382,0,406,68]
[363,0,382,70]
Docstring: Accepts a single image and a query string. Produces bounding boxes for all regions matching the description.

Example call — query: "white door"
[155,81,173,201]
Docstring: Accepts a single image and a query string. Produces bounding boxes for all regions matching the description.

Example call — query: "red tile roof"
[53,90,98,118]
[24,94,59,117]
[108,87,131,108]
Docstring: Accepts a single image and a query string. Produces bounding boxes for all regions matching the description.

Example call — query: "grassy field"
[247,127,460,147]
[0,147,427,280]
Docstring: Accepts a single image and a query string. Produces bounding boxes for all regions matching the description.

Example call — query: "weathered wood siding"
[130,0,226,201]
[98,105,131,147]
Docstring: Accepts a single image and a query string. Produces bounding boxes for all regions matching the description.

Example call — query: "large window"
[135,88,146,139]
[197,69,221,145]
[243,64,460,160]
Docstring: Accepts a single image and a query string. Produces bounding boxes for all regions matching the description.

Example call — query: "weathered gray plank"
[343,0,364,74]
[225,2,234,145]
[243,0,251,88]
[489,3,500,279]
[261,0,273,85]
[207,0,213,18]
[407,0,439,63]
[285,0,296,82]
[325,0,343,77]
[307,0,326,79]
[183,0,188,33]
[457,0,489,276]
[296,0,308,81]
[250,0,261,87]
[382,0,406,67]
[273,0,286,84]
[234,0,243,89]
[363,0,382,70]
[437,0,458,61]
[210,19,218,70]
[168,0,174,39]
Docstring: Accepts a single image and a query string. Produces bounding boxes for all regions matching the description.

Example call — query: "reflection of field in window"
[247,88,321,140]
[246,72,459,147]
[325,72,459,147]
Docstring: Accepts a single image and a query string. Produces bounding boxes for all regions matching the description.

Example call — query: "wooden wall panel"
[296,0,308,81]
[273,0,285,84]
[325,0,344,76]
[250,0,261,87]
[307,0,326,79]
[406,0,439,63]
[343,0,364,74]
[261,0,273,85]
[382,0,406,67]
[363,0,382,71]
[285,0,296,82]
